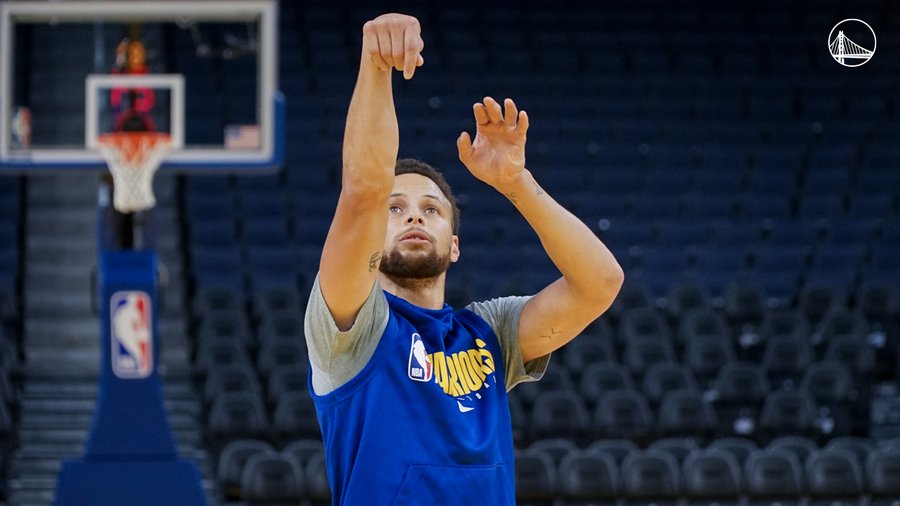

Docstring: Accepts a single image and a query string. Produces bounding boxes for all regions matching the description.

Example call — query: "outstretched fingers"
[515,110,529,136]
[503,99,518,128]
[473,103,490,125]
[483,96,504,124]
[474,97,526,132]
[457,131,474,163]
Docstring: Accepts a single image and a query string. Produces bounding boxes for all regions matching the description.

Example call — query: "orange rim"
[98,132,171,165]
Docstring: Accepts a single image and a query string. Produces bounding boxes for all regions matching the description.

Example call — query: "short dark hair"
[395,158,460,234]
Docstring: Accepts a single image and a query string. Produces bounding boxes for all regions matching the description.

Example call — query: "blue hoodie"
[309,291,518,506]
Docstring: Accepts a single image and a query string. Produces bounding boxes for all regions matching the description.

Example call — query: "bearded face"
[379,240,452,279]
[380,173,460,284]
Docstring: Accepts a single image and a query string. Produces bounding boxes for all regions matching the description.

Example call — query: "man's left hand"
[457,97,529,194]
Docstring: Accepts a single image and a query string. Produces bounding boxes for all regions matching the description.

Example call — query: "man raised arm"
[319,14,424,330]
[458,97,625,362]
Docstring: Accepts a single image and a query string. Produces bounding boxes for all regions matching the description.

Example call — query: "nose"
[405,209,425,224]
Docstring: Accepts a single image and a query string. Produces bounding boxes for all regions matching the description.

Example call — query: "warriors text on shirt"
[429,339,496,397]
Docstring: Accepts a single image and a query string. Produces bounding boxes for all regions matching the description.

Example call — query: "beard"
[379,244,451,281]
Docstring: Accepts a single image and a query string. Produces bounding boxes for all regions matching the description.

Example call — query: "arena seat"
[805,448,865,506]
[761,335,814,386]
[855,281,899,327]
[802,362,856,406]
[825,336,877,376]
[249,284,305,321]
[647,437,699,464]
[257,343,308,384]
[529,391,591,441]
[677,309,732,349]
[621,450,682,506]
[758,390,818,441]
[866,447,900,506]
[713,362,770,432]
[255,313,305,344]
[515,367,576,408]
[798,282,848,326]
[194,340,253,377]
[514,449,557,506]
[191,285,245,320]
[606,285,654,321]
[206,392,269,444]
[594,390,654,442]
[304,451,331,506]
[561,336,617,380]
[558,450,619,506]
[239,452,304,504]
[664,282,713,321]
[203,364,263,406]
[281,438,323,471]
[723,281,768,330]
[683,449,742,506]
[658,390,718,439]
[528,438,579,467]
[586,439,639,465]
[641,364,699,406]
[216,439,276,500]
[683,335,736,386]
[744,448,805,506]
[706,437,759,466]
[271,392,320,442]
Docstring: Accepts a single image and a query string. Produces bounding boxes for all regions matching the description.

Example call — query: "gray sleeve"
[466,296,551,391]
[303,274,390,395]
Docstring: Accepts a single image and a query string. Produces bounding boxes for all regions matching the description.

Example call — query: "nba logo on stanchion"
[111,291,153,379]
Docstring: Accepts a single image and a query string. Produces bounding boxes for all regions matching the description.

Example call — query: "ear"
[450,235,460,263]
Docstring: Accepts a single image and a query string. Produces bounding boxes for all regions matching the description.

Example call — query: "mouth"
[399,229,432,244]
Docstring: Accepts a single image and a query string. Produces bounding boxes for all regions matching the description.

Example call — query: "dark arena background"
[0,0,899,504]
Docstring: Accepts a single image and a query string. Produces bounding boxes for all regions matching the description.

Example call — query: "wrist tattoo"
[533,180,545,196]
[368,251,382,272]
[540,327,562,341]
[504,192,518,205]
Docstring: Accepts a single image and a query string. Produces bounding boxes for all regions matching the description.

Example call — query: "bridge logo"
[828,19,876,67]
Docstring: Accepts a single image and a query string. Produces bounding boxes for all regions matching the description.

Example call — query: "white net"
[98,133,171,213]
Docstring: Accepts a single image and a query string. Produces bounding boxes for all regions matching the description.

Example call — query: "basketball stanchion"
[0,4,284,503]
[54,134,207,506]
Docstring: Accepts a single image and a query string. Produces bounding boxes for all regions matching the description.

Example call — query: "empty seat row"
[514,445,900,505]
[510,385,862,445]
[214,437,900,505]
[216,438,326,503]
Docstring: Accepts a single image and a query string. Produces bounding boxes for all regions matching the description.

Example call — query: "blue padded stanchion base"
[55,459,208,506]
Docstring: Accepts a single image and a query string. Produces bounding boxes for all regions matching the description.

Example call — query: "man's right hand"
[362,13,424,80]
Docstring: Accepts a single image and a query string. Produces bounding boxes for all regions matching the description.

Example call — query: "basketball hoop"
[97,132,171,213]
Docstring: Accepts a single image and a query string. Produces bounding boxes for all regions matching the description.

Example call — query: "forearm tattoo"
[504,192,518,205]
[540,328,562,341]
[368,251,382,272]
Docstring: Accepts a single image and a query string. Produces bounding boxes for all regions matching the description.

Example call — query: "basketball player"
[304,13,624,505]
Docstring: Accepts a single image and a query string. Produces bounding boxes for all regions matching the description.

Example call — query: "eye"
[389,205,402,214]
[425,206,439,214]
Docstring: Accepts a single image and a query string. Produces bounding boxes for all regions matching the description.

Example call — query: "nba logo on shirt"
[407,333,433,382]
[110,291,153,379]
